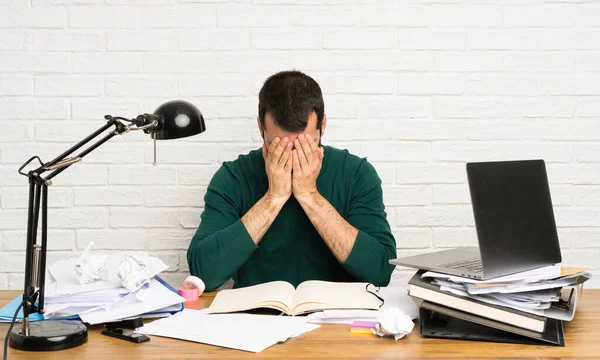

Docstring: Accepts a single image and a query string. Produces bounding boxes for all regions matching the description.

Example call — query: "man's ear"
[257,116,264,138]
[320,114,327,138]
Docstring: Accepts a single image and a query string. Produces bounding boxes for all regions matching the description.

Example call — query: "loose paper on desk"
[378,286,419,319]
[435,280,587,321]
[306,286,419,324]
[42,286,131,319]
[435,279,556,310]
[78,278,185,325]
[307,309,378,324]
[138,309,320,353]
[422,264,561,285]
[464,271,591,295]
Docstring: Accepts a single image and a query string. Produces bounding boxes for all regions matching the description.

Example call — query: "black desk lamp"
[6,100,205,352]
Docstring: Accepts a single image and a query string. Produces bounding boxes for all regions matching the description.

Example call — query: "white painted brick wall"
[1,1,600,290]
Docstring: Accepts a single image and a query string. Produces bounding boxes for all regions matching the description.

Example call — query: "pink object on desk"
[178,275,206,301]
[179,287,200,301]
[351,321,378,329]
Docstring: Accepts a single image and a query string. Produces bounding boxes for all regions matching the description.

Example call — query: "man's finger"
[268,137,280,153]
[285,151,293,172]
[270,137,288,164]
[279,141,292,167]
[262,143,268,159]
[267,137,280,160]
[306,134,321,160]
[294,138,309,169]
[292,149,301,175]
[298,134,313,163]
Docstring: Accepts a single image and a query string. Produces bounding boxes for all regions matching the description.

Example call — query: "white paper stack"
[422,265,591,321]
[42,252,185,324]
[79,278,186,325]
[137,309,320,353]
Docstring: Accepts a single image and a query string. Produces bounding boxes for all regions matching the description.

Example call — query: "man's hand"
[263,136,293,205]
[292,133,324,202]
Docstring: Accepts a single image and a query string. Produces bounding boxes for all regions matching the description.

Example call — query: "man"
[187,70,396,291]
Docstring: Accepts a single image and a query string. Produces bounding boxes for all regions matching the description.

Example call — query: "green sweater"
[187,145,396,291]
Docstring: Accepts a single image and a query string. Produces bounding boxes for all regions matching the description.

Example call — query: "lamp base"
[9,319,88,351]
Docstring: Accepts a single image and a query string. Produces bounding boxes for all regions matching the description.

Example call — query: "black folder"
[418,300,565,346]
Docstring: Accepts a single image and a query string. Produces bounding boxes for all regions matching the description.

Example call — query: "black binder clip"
[552,288,575,311]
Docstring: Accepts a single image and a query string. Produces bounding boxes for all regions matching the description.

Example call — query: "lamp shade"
[153,100,206,140]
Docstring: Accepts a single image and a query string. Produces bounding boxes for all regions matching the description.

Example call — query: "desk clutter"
[405,265,591,346]
[135,281,420,352]
[1,250,421,354]
[0,248,186,325]
[4,242,590,353]
[1,257,591,353]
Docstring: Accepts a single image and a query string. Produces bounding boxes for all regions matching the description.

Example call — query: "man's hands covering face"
[292,134,324,201]
[263,134,324,204]
[263,137,293,204]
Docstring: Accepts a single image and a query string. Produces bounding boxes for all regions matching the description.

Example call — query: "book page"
[291,281,382,315]
[207,281,296,315]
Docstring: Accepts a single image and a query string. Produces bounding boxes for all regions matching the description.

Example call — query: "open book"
[206,281,382,316]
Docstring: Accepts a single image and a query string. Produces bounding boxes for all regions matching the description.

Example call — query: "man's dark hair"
[258,70,325,133]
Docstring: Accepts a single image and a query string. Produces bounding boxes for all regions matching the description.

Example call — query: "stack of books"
[407,266,591,346]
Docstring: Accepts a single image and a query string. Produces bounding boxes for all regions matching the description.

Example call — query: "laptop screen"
[467,159,562,279]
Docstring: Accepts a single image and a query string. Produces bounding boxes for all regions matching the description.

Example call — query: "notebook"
[408,271,546,332]
[207,280,383,316]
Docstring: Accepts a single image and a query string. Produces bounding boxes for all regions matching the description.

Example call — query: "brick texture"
[1,1,599,290]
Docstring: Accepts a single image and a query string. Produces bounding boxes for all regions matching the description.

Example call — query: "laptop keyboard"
[441,259,484,273]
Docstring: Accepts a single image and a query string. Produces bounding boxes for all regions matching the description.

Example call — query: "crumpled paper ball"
[372,307,415,340]
[117,253,149,291]
[75,241,108,285]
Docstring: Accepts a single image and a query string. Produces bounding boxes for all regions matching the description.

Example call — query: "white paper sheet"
[436,283,583,321]
[306,286,419,323]
[45,286,129,305]
[79,278,185,325]
[138,310,320,353]
[307,309,378,324]
[439,285,551,310]
[464,272,591,295]
[432,279,560,303]
[47,257,123,296]
[422,264,561,285]
[309,317,376,324]
[378,286,420,319]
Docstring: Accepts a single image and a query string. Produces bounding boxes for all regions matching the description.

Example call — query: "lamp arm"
[44,129,119,181]
[7,100,203,353]
[18,116,144,323]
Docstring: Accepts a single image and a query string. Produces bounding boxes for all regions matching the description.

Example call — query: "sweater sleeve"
[186,165,257,291]
[341,160,396,286]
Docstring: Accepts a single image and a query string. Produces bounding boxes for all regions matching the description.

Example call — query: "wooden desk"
[1,289,599,359]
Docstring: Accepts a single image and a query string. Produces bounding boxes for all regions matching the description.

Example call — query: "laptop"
[390,159,562,280]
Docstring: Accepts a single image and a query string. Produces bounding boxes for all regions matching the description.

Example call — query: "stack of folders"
[407,267,591,346]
